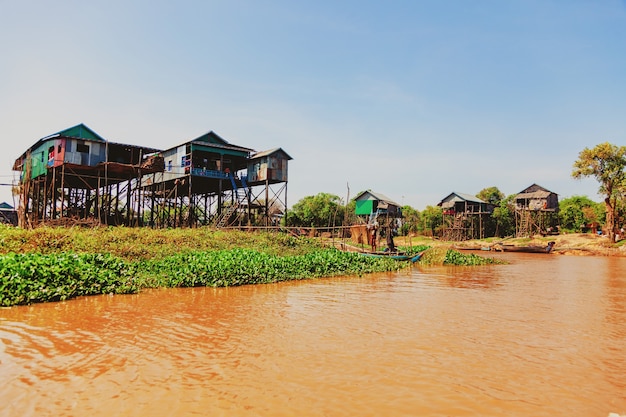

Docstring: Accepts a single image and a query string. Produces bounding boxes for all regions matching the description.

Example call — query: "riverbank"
[394,233,626,257]
[0,225,406,307]
[2,225,622,307]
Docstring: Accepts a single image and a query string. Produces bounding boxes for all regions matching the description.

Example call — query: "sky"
[1,0,625,210]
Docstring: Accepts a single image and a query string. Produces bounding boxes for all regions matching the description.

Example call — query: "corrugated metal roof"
[517,183,554,195]
[250,147,293,160]
[439,192,486,205]
[516,190,551,199]
[41,123,106,142]
[354,190,401,207]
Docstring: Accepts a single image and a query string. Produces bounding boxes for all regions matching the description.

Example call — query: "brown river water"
[1,253,625,417]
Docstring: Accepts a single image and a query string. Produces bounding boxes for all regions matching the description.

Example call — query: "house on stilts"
[12,124,162,227]
[352,190,402,246]
[12,123,292,228]
[514,184,559,237]
[438,192,493,241]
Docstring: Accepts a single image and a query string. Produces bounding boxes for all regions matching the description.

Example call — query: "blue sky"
[1,0,625,210]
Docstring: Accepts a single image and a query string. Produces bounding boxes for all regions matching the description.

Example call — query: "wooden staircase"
[214,173,249,228]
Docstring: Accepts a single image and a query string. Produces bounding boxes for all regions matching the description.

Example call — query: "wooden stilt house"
[438,192,493,240]
[13,124,292,229]
[12,123,161,227]
[140,132,292,228]
[514,184,559,237]
[246,148,292,226]
[352,190,402,246]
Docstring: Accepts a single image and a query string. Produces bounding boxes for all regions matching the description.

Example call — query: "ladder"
[517,210,533,237]
[215,203,239,228]
[214,172,249,228]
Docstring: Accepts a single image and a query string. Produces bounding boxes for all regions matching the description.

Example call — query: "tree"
[284,193,345,228]
[476,186,505,206]
[572,142,626,242]
[419,205,443,237]
[399,205,420,236]
[559,195,603,232]
[477,186,505,237]
[492,194,516,237]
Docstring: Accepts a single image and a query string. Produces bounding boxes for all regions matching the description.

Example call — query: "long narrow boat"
[498,241,556,253]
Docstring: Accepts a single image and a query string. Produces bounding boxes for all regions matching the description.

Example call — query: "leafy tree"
[419,205,443,237]
[477,186,505,237]
[559,195,603,232]
[476,186,505,206]
[285,193,345,228]
[492,194,516,237]
[572,142,626,242]
[399,205,420,236]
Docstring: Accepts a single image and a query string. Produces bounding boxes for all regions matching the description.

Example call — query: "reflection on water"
[1,254,625,416]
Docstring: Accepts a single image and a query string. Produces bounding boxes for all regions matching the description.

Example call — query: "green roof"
[44,123,105,142]
[192,131,229,145]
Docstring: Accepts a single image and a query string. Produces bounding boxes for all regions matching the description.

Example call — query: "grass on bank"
[0,226,407,306]
[0,225,503,307]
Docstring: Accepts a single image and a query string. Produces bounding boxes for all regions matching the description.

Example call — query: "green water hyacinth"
[0,252,139,306]
[145,248,402,288]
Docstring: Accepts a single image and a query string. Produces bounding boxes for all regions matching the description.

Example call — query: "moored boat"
[496,241,556,253]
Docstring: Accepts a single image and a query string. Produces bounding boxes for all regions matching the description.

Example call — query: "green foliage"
[0,226,322,260]
[476,187,507,237]
[572,142,626,241]
[398,245,430,256]
[284,193,345,228]
[419,205,443,236]
[418,247,503,266]
[399,205,420,235]
[491,194,516,237]
[141,248,402,288]
[0,226,405,306]
[559,195,604,232]
[0,252,138,306]
[442,250,503,266]
[477,186,505,206]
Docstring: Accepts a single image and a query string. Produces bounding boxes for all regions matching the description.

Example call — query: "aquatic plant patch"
[418,247,503,266]
[0,252,139,306]
[144,248,403,288]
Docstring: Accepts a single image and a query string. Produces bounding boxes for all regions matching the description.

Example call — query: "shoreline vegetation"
[0,225,623,307]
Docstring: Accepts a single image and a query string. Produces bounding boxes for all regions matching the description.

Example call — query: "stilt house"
[438,192,493,240]
[246,148,292,225]
[352,190,402,246]
[12,123,161,227]
[354,190,402,221]
[514,184,559,237]
[13,124,292,228]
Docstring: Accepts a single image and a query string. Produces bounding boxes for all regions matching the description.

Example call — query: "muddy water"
[1,254,625,417]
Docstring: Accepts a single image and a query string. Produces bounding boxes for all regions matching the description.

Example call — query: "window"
[76,142,89,153]
[168,160,173,171]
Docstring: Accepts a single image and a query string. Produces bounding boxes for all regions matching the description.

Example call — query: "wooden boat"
[497,241,555,254]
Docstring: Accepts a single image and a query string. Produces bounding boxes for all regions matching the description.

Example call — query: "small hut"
[514,184,559,237]
[438,192,493,240]
[354,190,402,220]
[352,190,402,248]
